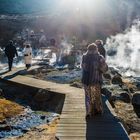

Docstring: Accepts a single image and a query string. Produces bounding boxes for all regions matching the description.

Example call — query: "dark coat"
[5,44,18,58]
[97,44,106,58]
[82,52,106,86]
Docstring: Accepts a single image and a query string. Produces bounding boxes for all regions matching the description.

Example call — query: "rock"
[136,82,140,90]
[103,73,112,80]
[130,132,140,140]
[21,129,29,133]
[34,89,51,102]
[132,93,140,105]
[109,67,120,76]
[120,92,131,103]
[0,125,12,131]
[101,88,112,99]
[41,69,48,73]
[132,93,140,117]
[0,89,4,98]
[0,120,6,124]
[29,69,39,75]
[46,119,50,123]
[112,75,123,85]
[40,115,46,120]
[110,95,119,102]
[129,87,135,93]
[103,84,122,91]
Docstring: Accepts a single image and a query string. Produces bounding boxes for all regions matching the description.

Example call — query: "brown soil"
[0,99,24,122]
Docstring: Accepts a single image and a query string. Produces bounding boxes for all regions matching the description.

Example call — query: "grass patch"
[0,99,24,122]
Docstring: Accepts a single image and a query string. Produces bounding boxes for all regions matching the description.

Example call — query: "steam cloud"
[106,20,140,76]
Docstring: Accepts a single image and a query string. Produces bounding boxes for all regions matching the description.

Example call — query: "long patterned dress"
[82,52,106,116]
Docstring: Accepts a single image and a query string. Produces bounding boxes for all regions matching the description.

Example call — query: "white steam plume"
[106,20,140,75]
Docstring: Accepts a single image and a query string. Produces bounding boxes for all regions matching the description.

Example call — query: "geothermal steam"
[106,20,140,75]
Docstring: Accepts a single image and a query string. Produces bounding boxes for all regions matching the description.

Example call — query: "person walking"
[95,40,106,58]
[23,44,32,69]
[4,40,18,71]
[81,43,108,118]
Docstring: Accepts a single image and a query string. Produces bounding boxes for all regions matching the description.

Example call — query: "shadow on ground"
[86,97,130,140]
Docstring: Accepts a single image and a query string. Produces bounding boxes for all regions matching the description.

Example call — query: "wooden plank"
[56,132,128,137]
[57,136,129,140]
[56,136,85,140]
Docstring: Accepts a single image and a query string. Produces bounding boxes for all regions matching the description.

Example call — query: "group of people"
[4,39,108,119]
[4,40,32,71]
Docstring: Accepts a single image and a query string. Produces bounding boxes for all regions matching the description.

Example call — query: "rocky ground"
[100,68,140,139]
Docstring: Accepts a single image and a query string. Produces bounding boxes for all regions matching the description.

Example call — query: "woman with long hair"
[82,43,108,118]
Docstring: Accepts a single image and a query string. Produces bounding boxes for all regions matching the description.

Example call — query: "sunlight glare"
[59,0,98,12]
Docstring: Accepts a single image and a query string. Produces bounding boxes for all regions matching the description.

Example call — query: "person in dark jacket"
[95,40,106,58]
[5,40,18,71]
[82,43,108,118]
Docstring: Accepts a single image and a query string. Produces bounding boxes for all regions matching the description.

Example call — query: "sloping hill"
[0,0,54,14]
[0,0,140,46]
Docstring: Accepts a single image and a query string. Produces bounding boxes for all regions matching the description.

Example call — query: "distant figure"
[4,40,18,71]
[95,40,106,58]
[49,38,59,63]
[39,30,46,48]
[67,50,76,69]
[76,51,82,66]
[23,44,32,69]
[82,43,108,118]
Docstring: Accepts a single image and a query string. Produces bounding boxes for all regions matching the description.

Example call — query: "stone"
[0,89,4,98]
[103,73,112,80]
[112,75,123,85]
[120,92,131,103]
[34,89,51,102]
[101,88,112,99]
[110,95,118,102]
[0,125,13,131]
[132,93,140,105]
[132,93,140,118]
[40,115,46,120]
[109,67,120,76]
[136,82,140,90]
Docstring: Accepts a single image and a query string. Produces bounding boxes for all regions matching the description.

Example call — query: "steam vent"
[0,0,140,140]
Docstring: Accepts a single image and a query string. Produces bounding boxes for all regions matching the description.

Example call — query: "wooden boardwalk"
[0,69,130,140]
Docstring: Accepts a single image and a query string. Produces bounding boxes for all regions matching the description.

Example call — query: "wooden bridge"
[0,68,130,140]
